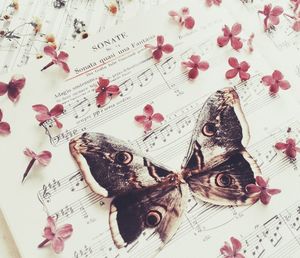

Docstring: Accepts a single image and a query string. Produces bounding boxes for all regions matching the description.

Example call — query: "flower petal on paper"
[52,237,64,254]
[153,49,163,60]
[161,44,174,53]
[0,109,2,121]
[53,117,63,129]
[188,67,199,79]
[0,82,8,95]
[220,241,233,256]
[231,37,243,50]
[144,104,154,116]
[36,151,52,166]
[43,227,55,240]
[59,62,70,73]
[190,55,200,64]
[57,51,69,61]
[275,142,288,150]
[269,15,280,25]
[272,70,283,81]
[144,44,156,50]
[267,188,281,195]
[245,184,261,193]
[32,104,49,113]
[225,69,238,79]
[184,16,195,29]
[217,36,230,47]
[96,91,107,106]
[261,75,273,85]
[168,10,179,17]
[106,85,120,95]
[240,61,250,71]
[260,191,271,205]
[152,113,164,123]
[157,35,164,46]
[44,46,57,59]
[286,148,297,158]
[182,61,194,68]
[198,61,209,71]
[235,254,246,258]
[143,120,152,131]
[269,83,279,94]
[278,80,291,90]
[231,236,242,251]
[239,71,250,81]
[47,216,56,232]
[7,87,21,102]
[10,75,26,90]
[293,21,300,32]
[0,122,11,135]
[134,115,147,123]
[270,6,283,16]
[56,224,73,239]
[36,113,51,123]
[256,176,268,188]
[228,57,239,68]
[23,148,37,158]
[231,23,242,35]
[50,104,64,117]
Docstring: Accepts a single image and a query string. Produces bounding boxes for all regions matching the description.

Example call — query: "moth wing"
[183,87,250,172]
[109,182,188,250]
[186,151,261,206]
[69,132,174,197]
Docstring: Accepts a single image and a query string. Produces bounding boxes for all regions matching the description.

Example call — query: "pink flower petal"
[198,61,209,71]
[144,104,154,116]
[57,51,69,61]
[43,227,54,240]
[231,237,242,251]
[98,77,110,88]
[96,91,107,106]
[188,67,199,79]
[261,75,274,86]
[220,241,233,256]
[286,147,297,158]
[217,36,230,47]
[152,113,164,123]
[240,61,250,71]
[10,75,26,90]
[256,176,268,188]
[190,55,200,64]
[135,115,147,123]
[144,44,156,50]
[269,83,279,94]
[0,109,2,121]
[231,37,243,50]
[161,44,174,54]
[0,122,11,135]
[144,120,153,131]
[52,237,64,254]
[49,104,64,117]
[270,6,283,16]
[182,61,194,68]
[272,70,283,81]
[168,10,179,17]
[36,151,52,166]
[228,57,239,68]
[275,142,288,150]
[269,15,280,25]
[7,87,21,102]
[106,85,120,95]
[157,35,164,46]
[222,25,231,36]
[278,80,291,90]
[59,62,70,73]
[293,21,300,32]
[53,117,63,129]
[225,69,238,79]
[47,216,56,232]
[246,184,261,193]
[153,49,163,60]
[231,23,242,35]
[44,46,57,59]
[23,148,37,158]
[235,254,246,258]
[56,224,73,239]
[239,71,250,81]
[32,104,49,114]
[260,191,271,205]
[36,113,51,123]
[184,16,195,29]
[181,7,189,15]
[0,82,8,95]
[267,188,281,195]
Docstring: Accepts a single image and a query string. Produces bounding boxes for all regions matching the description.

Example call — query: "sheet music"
[0,0,166,74]
[1,1,300,258]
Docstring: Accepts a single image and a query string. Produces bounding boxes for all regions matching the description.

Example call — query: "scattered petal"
[145,35,174,61]
[275,138,300,158]
[182,55,209,79]
[135,104,164,132]
[0,109,11,135]
[217,23,243,50]
[95,77,120,107]
[169,7,195,29]
[226,57,250,81]
[220,237,244,258]
[0,75,26,102]
[42,46,70,73]
[261,70,290,94]
[32,104,64,128]
[258,4,283,31]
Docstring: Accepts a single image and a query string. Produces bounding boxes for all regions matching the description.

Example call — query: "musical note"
[137,68,154,87]
[73,98,91,119]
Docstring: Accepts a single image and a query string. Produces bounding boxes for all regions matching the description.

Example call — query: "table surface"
[0,209,21,258]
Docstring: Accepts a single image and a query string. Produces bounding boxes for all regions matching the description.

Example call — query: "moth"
[69,87,261,250]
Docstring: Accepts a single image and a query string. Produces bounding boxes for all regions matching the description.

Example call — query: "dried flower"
[32,104,64,128]
[0,109,11,135]
[0,75,26,102]
[246,176,281,205]
[96,77,120,107]
[31,17,42,34]
[217,23,243,50]
[284,13,300,32]
[22,148,52,182]
[168,7,195,29]
[206,0,222,7]
[11,0,19,10]
[261,70,290,94]
[225,57,250,81]
[247,33,255,52]
[291,0,300,13]
[220,237,244,258]
[144,35,174,61]
[275,138,300,158]
[41,46,70,73]
[38,216,73,254]
[108,4,118,15]
[181,55,209,79]
[135,104,164,131]
[258,4,283,31]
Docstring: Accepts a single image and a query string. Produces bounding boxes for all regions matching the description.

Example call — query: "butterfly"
[0,75,26,102]
[69,87,261,251]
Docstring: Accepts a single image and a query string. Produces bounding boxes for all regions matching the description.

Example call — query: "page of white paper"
[1,1,300,258]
